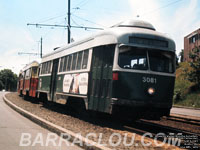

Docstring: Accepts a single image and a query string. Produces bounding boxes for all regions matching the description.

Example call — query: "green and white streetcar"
[37,19,176,119]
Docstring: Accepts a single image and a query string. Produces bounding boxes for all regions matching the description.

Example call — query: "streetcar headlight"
[148,87,155,95]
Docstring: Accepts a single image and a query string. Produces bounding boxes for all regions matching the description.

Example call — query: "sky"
[0,0,200,74]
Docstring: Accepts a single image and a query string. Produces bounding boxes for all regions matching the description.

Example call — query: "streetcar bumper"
[111,98,172,108]
[111,98,172,119]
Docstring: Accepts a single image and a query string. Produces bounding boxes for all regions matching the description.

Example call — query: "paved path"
[0,92,83,150]
[171,107,200,118]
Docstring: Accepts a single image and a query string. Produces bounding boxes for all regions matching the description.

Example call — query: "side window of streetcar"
[82,50,89,69]
[63,56,68,72]
[25,69,30,79]
[72,53,77,70]
[57,49,89,72]
[59,57,64,72]
[32,67,38,77]
[67,55,72,71]
[38,66,41,76]
[76,51,83,70]
[41,63,44,74]
[42,63,45,74]
[44,62,47,74]
[48,61,52,73]
[45,62,48,74]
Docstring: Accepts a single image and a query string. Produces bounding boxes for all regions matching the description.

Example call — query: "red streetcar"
[17,61,39,98]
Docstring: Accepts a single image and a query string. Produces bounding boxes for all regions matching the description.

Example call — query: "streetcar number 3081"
[142,77,157,84]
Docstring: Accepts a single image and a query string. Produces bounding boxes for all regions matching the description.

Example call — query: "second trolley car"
[18,61,39,98]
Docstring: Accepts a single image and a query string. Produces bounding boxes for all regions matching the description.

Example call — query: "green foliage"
[0,80,4,90]
[173,62,200,108]
[175,91,200,108]
[178,49,184,62]
[186,47,200,87]
[173,62,193,102]
[0,69,18,91]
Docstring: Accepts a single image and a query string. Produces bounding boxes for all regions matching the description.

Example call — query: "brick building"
[184,28,200,61]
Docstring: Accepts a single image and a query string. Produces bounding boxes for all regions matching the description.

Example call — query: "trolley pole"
[68,0,71,44]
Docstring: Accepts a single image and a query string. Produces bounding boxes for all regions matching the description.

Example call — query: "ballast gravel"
[5,92,180,150]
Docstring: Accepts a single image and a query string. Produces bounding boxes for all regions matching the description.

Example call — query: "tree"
[0,69,18,91]
[0,80,4,90]
[179,49,184,62]
[186,46,200,88]
[176,54,179,68]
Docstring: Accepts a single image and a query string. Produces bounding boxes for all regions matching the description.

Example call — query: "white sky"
[0,0,200,74]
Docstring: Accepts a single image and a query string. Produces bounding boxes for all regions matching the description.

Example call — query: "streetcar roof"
[41,20,175,63]
[22,61,39,71]
[111,19,156,31]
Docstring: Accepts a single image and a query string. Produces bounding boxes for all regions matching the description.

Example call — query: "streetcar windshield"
[118,46,148,70]
[32,67,38,77]
[118,46,175,73]
[148,50,175,73]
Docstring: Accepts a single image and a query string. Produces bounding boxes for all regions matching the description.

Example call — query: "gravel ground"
[5,92,180,150]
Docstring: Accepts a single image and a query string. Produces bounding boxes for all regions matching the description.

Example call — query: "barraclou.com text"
[19,132,181,147]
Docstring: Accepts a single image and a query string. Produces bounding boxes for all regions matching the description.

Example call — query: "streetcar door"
[50,59,59,101]
[89,45,115,113]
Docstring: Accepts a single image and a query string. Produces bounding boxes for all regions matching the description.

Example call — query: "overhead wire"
[75,0,90,8]
[141,0,185,16]
[71,17,83,27]
[72,0,90,14]
[37,13,67,23]
[78,0,90,7]
[31,10,66,24]
[71,14,107,28]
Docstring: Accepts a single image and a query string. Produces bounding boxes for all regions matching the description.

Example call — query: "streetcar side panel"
[56,50,86,94]
[54,49,91,103]
[29,67,39,97]
[38,61,52,100]
[88,44,115,113]
[17,72,24,95]
[23,69,31,95]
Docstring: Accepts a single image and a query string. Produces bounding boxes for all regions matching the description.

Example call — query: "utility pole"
[27,0,104,44]
[40,37,43,58]
[68,0,71,44]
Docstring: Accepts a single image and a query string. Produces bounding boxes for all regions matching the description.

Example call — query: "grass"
[173,62,200,108]
[175,91,200,108]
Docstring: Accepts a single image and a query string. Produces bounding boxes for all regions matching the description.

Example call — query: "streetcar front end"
[111,27,176,119]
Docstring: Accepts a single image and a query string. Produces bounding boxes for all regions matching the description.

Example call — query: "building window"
[189,34,199,44]
[189,37,192,43]
[192,37,196,43]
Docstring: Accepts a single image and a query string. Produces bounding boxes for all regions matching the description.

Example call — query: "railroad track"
[25,97,200,148]
[124,119,200,137]
[165,115,200,126]
[123,119,200,149]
